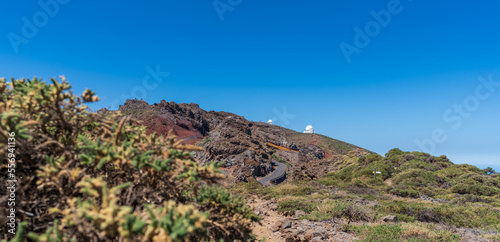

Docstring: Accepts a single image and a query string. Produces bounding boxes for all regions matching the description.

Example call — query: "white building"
[268,119,273,125]
[303,125,315,134]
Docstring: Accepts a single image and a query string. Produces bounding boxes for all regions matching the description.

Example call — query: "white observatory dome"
[303,125,315,134]
[268,119,273,125]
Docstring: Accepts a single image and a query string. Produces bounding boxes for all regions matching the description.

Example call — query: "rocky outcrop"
[117,99,211,143]
[381,215,398,223]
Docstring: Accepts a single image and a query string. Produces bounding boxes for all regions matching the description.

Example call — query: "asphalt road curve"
[257,160,287,186]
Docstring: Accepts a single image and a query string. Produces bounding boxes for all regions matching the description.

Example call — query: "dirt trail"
[248,197,358,241]
[249,197,285,242]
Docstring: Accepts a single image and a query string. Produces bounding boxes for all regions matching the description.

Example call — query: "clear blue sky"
[2,1,499,171]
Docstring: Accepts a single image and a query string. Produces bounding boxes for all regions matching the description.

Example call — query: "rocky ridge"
[113,98,370,184]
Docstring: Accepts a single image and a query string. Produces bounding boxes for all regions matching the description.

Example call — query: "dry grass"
[345,222,460,241]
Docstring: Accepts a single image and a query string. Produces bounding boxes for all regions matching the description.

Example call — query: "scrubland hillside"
[1,77,499,241]
[231,149,500,241]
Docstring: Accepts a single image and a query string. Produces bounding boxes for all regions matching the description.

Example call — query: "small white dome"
[303,125,315,134]
[267,119,273,125]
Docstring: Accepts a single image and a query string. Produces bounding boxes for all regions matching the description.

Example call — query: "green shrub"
[437,164,482,179]
[392,169,443,188]
[277,199,316,214]
[451,183,499,196]
[432,204,500,228]
[302,201,374,222]
[395,214,416,223]
[449,173,500,196]
[398,159,438,172]
[0,77,258,241]
[388,187,420,198]
[318,176,339,186]
[385,148,404,157]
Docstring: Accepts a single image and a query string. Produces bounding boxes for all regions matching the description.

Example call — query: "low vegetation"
[271,154,293,168]
[230,148,500,241]
[343,222,460,242]
[0,77,259,241]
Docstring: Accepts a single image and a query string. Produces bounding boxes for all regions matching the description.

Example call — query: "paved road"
[257,160,287,186]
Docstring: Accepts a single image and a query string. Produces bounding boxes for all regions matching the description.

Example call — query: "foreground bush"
[0,77,259,241]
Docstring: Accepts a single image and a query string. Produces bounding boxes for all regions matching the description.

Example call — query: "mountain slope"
[113,98,371,184]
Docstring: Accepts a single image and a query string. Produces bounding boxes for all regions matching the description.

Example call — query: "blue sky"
[1,0,499,171]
